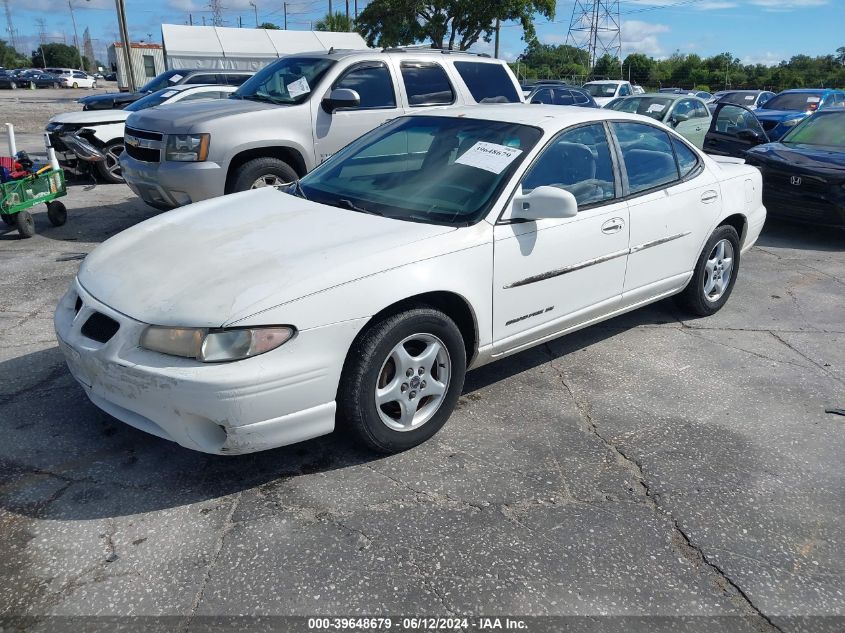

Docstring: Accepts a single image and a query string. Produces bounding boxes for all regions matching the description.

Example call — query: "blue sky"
[5,0,843,67]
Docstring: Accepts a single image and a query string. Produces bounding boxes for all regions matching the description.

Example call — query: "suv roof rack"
[380,46,491,58]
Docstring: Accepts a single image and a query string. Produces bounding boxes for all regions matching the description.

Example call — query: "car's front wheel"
[230,157,298,193]
[676,224,741,316]
[339,308,467,453]
[96,140,125,183]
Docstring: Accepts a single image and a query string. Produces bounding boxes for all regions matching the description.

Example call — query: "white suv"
[582,80,634,107]
[48,68,97,89]
[120,48,524,209]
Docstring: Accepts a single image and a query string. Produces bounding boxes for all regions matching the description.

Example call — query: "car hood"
[78,188,458,328]
[754,109,806,122]
[49,109,129,125]
[748,142,845,175]
[124,98,277,134]
[80,91,139,103]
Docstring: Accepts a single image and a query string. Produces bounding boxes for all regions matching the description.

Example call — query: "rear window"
[453,61,519,103]
[762,92,824,111]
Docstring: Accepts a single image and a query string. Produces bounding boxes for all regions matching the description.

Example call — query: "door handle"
[601,217,625,234]
[701,191,719,203]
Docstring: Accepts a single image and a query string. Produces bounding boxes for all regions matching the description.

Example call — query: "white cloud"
[749,0,828,8]
[740,51,785,65]
[621,20,670,57]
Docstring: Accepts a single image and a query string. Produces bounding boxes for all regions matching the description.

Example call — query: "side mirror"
[511,186,578,221]
[736,128,765,144]
[670,112,689,126]
[321,88,360,114]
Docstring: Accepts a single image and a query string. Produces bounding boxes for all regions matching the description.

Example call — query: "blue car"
[754,88,845,140]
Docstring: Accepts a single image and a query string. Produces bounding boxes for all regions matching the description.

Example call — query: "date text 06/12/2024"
[307,617,528,630]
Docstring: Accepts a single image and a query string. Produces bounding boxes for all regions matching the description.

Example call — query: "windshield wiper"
[337,198,383,216]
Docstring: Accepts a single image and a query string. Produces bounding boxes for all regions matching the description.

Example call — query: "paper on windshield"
[647,103,665,113]
[161,90,178,98]
[806,96,821,103]
[169,74,183,83]
[745,95,754,100]
[454,141,523,174]
[287,77,310,98]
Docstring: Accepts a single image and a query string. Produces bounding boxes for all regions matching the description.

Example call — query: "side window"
[521,123,616,207]
[400,63,454,106]
[572,90,589,105]
[834,93,845,106]
[74,71,85,78]
[224,74,250,86]
[612,122,679,194]
[672,137,699,178]
[335,63,396,109]
[553,89,575,106]
[714,104,766,137]
[619,84,631,97]
[178,90,220,102]
[693,100,709,118]
[758,92,772,106]
[673,99,695,120]
[142,55,155,79]
[185,74,216,85]
[453,61,520,103]
[530,88,553,104]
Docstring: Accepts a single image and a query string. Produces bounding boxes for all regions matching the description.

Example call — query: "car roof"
[778,88,841,95]
[283,48,503,63]
[411,103,653,130]
[584,79,627,84]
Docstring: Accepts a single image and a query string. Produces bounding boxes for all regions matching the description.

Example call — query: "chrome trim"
[628,231,691,254]
[504,231,691,289]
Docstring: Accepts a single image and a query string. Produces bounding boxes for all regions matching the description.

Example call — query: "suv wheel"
[231,157,298,193]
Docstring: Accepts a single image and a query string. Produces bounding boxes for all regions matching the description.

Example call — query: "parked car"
[120,49,525,209]
[58,105,764,454]
[21,71,62,88]
[707,90,776,114]
[0,70,19,89]
[582,80,634,106]
[632,85,645,94]
[753,88,845,140]
[605,93,712,148]
[79,69,254,111]
[56,69,97,89]
[526,85,598,108]
[104,72,117,82]
[704,104,844,227]
[46,84,238,183]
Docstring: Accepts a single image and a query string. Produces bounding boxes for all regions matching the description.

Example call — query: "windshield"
[124,87,186,111]
[233,57,335,105]
[298,116,542,226]
[607,96,674,120]
[583,83,618,97]
[781,112,845,148]
[761,92,823,111]
[718,92,760,105]
[138,69,190,94]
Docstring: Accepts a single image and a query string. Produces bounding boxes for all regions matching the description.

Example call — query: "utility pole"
[329,0,332,17]
[249,1,258,27]
[67,0,86,70]
[114,0,136,92]
[494,18,500,58]
[284,3,287,29]
[354,0,358,19]
[345,0,349,20]
[189,13,193,25]
[238,15,242,27]
[36,17,48,68]
[2,0,17,53]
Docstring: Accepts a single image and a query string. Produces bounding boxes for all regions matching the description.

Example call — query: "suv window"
[224,73,250,86]
[400,62,454,106]
[335,63,396,109]
[185,73,218,85]
[453,61,519,103]
[618,84,631,97]
[522,123,616,207]
[612,122,679,194]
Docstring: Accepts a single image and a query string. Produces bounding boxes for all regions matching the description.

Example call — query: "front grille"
[764,169,829,195]
[125,127,163,141]
[81,312,120,344]
[125,144,160,162]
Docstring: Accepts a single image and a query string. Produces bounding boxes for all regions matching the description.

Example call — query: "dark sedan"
[22,72,62,88]
[705,104,845,227]
[526,85,598,108]
[0,71,19,89]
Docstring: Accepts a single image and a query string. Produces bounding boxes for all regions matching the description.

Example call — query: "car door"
[611,121,721,299]
[492,122,629,354]
[704,103,769,158]
[312,61,401,163]
[667,98,708,148]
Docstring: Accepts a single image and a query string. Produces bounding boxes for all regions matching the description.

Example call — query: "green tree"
[31,43,82,69]
[517,41,589,79]
[315,11,354,32]
[0,40,29,68]
[592,53,619,79]
[837,46,845,65]
[258,22,280,29]
[357,0,555,52]
[622,53,653,86]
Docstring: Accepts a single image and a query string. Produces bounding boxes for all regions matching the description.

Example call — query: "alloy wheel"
[250,174,289,189]
[703,238,734,302]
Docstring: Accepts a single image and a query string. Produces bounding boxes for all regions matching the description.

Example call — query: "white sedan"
[46,84,237,183]
[54,106,765,455]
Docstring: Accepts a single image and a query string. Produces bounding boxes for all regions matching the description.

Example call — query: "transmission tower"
[36,18,47,67]
[208,0,225,26]
[3,0,17,52]
[564,0,622,73]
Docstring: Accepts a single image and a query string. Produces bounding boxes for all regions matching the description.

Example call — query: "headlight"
[165,133,210,162]
[140,325,294,362]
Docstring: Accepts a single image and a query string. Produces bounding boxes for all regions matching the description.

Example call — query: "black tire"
[338,308,467,454]
[96,140,125,183]
[53,82,59,89]
[676,225,741,317]
[47,201,67,226]
[230,157,298,193]
[16,210,35,238]
[1,213,14,226]
[72,82,78,89]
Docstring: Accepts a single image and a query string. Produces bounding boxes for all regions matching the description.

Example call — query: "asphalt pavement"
[0,181,842,632]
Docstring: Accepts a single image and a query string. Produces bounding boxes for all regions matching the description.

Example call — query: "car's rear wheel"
[338,308,467,453]
[230,157,298,193]
[676,225,740,316]
[72,82,78,88]
[9,81,16,90]
[96,140,125,183]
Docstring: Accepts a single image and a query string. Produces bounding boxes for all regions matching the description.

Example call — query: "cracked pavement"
[0,181,843,632]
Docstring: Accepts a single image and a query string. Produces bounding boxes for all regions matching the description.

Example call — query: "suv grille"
[125,127,163,141]
[125,144,160,162]
[81,312,120,344]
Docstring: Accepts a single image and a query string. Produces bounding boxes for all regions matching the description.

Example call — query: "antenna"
[3,0,17,52]
[564,0,622,74]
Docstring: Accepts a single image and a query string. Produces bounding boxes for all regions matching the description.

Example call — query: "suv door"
[312,61,400,163]
[704,103,769,158]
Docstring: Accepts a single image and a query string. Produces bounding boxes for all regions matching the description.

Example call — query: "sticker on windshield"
[744,95,754,100]
[169,74,183,83]
[161,90,178,98]
[454,141,523,174]
[806,96,820,103]
[647,103,665,113]
[287,76,310,98]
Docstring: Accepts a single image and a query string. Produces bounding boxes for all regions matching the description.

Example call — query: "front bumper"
[54,280,366,454]
[120,153,226,210]
[763,189,845,228]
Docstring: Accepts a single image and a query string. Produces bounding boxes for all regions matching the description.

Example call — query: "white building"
[107,42,166,91]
